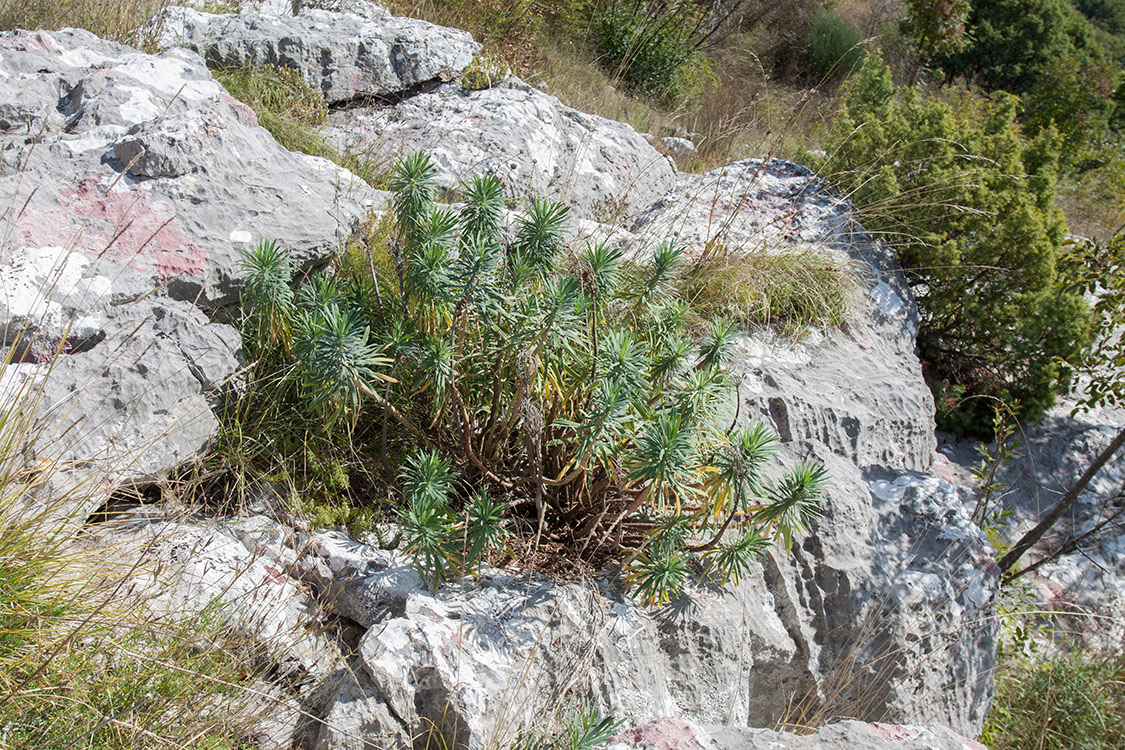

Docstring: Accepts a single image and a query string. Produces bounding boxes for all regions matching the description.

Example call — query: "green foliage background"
[933,0,1106,93]
[824,53,1094,434]
[983,651,1125,750]
[590,0,705,102]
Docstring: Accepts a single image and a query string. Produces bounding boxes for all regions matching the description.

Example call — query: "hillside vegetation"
[377,0,1124,435]
[3,0,1125,747]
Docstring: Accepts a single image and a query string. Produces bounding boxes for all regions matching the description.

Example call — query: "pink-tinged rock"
[611,717,711,750]
[867,722,921,741]
[0,27,376,523]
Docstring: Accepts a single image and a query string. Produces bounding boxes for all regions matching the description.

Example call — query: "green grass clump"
[233,151,830,606]
[0,341,268,747]
[214,63,392,186]
[982,650,1125,750]
[681,245,856,331]
[802,10,865,82]
[214,64,335,159]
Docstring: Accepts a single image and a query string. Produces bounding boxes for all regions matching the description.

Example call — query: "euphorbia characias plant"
[238,152,827,605]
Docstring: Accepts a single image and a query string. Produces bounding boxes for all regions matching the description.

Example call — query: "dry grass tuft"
[0,0,170,47]
[681,244,858,330]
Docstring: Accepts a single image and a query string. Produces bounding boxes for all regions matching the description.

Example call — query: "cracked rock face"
[289,449,996,748]
[0,28,374,520]
[323,79,679,222]
[93,509,343,683]
[155,5,481,105]
[633,159,936,473]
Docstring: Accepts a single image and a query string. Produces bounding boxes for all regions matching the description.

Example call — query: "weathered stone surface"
[296,451,996,748]
[661,136,697,159]
[313,667,410,750]
[156,5,480,105]
[0,28,373,306]
[634,160,936,472]
[0,28,374,520]
[938,401,1125,650]
[0,288,239,509]
[609,717,987,750]
[324,80,678,221]
[90,509,343,682]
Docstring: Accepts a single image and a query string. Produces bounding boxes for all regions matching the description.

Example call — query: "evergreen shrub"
[823,53,1094,435]
[932,0,1105,94]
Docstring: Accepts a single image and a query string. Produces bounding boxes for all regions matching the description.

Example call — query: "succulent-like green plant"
[293,304,391,425]
[236,151,829,607]
[239,238,294,349]
[398,450,460,588]
[630,549,688,605]
[464,490,511,569]
[755,461,829,552]
[517,702,624,750]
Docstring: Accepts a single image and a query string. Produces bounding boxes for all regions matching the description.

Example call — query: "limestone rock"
[300,455,997,748]
[0,28,373,520]
[634,160,936,471]
[324,80,678,221]
[91,509,343,683]
[661,136,696,159]
[313,667,410,750]
[0,28,373,306]
[156,5,480,105]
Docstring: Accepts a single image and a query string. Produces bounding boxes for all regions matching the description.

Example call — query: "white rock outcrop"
[0,28,374,519]
[610,717,988,750]
[939,402,1125,650]
[291,451,996,748]
[324,80,679,222]
[156,5,480,104]
[2,13,1002,750]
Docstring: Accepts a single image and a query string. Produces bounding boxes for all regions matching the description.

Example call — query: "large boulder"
[155,5,480,105]
[634,160,936,472]
[292,451,996,748]
[0,28,374,520]
[323,79,678,222]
